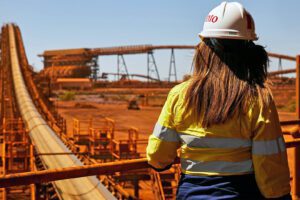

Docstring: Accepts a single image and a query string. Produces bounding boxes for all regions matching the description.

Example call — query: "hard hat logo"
[205,15,218,23]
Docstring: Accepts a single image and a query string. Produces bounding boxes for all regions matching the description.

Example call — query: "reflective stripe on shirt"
[181,145,251,162]
[153,123,180,142]
[252,136,286,155]
[181,158,253,175]
[179,134,251,148]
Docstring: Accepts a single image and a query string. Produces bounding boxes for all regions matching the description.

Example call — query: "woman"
[146,2,291,199]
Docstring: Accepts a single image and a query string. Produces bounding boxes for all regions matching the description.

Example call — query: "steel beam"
[294,55,300,199]
[40,45,196,57]
[268,68,296,76]
[0,158,150,188]
[268,52,296,61]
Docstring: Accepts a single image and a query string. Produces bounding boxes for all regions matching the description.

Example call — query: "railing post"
[294,55,300,199]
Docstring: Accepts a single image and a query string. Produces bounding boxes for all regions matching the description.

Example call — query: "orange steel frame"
[1,118,35,200]
[73,117,147,161]
[72,118,93,143]
[111,127,140,160]
[150,165,181,200]
[294,55,300,199]
[273,53,300,199]
[268,53,300,199]
[89,118,115,160]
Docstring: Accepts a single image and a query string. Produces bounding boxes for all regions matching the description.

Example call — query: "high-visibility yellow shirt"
[146,81,291,198]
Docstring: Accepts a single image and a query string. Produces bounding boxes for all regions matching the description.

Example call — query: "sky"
[1,0,300,81]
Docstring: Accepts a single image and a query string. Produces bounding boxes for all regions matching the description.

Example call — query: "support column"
[294,55,300,199]
[168,49,177,82]
[133,178,139,199]
[117,54,130,81]
[90,56,99,82]
[147,52,160,82]
[30,145,36,200]
[278,58,282,78]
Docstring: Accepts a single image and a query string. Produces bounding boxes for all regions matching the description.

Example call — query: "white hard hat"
[199,2,258,41]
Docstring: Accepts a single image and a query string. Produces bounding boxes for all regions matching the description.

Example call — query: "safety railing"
[270,54,300,200]
[0,138,299,187]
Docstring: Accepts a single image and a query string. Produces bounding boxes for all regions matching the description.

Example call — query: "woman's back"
[146,2,291,199]
[147,78,290,199]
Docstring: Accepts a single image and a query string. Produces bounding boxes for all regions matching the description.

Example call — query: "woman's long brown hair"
[184,39,272,127]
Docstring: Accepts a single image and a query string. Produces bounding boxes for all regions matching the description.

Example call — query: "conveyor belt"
[8,24,116,200]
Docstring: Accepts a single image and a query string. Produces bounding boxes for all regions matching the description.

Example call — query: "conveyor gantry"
[7,23,116,200]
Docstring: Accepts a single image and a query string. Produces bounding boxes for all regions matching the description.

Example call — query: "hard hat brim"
[199,30,258,41]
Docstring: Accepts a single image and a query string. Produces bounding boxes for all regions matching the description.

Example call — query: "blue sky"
[1,0,300,80]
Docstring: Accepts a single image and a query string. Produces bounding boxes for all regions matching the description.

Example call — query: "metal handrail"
[0,137,299,188]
